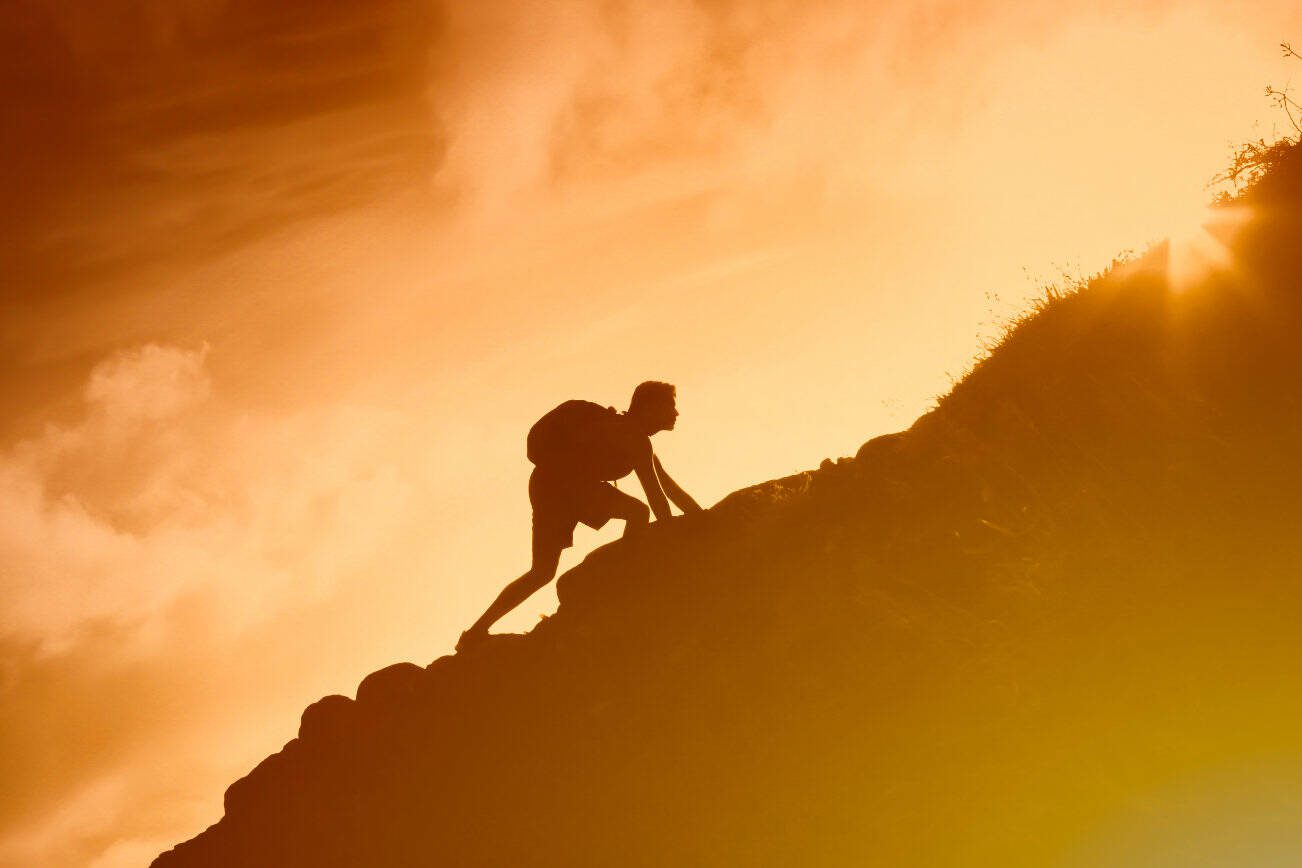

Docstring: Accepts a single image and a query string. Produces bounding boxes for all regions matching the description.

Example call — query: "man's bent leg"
[609,490,651,537]
[459,541,563,645]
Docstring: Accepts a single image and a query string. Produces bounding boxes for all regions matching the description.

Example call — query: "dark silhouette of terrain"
[154,143,1302,867]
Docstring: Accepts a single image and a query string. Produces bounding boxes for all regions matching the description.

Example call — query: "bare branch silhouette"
[1215,38,1302,196]
[1265,85,1302,135]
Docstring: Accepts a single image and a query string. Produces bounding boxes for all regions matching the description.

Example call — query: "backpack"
[527,400,638,481]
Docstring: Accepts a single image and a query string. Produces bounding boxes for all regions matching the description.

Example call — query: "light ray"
[1165,203,1252,292]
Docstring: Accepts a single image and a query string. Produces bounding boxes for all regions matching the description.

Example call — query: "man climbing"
[457,381,702,651]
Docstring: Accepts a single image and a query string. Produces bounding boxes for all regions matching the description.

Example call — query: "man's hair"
[629,381,676,414]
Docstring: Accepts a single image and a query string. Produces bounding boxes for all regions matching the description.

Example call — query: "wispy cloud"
[5,0,441,301]
[0,344,418,656]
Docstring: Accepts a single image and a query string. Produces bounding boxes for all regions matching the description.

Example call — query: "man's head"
[628,381,678,435]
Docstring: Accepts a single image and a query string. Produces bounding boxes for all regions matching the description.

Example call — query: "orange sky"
[3,2,1302,865]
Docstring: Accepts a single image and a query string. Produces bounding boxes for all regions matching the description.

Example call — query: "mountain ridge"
[155,143,1302,867]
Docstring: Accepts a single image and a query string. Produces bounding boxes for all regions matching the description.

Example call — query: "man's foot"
[456,629,489,653]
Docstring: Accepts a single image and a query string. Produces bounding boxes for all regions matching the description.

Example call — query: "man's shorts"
[529,467,631,551]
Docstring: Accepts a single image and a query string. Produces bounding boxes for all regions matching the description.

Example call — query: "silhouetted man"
[457,381,702,651]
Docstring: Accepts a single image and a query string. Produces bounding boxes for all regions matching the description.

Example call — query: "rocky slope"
[155,145,1302,867]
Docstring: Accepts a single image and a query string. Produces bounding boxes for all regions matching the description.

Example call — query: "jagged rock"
[222,739,303,819]
[298,694,355,744]
[854,429,907,466]
[355,662,427,710]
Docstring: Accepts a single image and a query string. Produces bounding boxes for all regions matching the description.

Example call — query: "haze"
[3,2,1300,865]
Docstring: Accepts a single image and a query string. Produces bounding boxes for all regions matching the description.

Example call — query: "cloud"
[0,343,415,658]
[422,0,1087,228]
[431,0,764,216]
[4,0,443,301]
[84,343,210,425]
[0,749,207,868]
[0,0,1164,374]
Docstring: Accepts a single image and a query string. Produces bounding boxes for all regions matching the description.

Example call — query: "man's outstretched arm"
[653,455,702,514]
[633,447,673,522]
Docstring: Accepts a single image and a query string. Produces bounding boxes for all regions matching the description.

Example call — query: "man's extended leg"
[458,541,563,649]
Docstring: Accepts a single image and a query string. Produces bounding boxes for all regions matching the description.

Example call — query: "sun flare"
[1164,203,1251,291]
